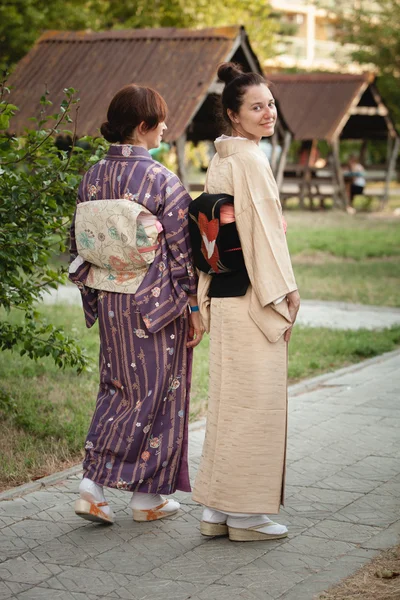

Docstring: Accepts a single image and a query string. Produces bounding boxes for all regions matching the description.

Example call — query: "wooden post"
[300,139,317,210]
[270,132,278,173]
[383,136,399,208]
[360,139,368,164]
[331,137,347,209]
[276,131,291,190]
[175,133,189,191]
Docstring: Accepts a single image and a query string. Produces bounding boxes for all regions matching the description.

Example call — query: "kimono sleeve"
[68,185,98,328]
[232,154,297,307]
[161,175,198,296]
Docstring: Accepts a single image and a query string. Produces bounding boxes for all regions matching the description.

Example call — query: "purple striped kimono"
[69,144,197,494]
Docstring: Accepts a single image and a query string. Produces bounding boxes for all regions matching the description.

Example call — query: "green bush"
[0,80,108,373]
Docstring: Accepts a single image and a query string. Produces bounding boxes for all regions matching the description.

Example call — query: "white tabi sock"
[129,492,166,510]
[79,477,106,503]
[77,477,114,520]
[202,507,228,524]
[226,514,288,535]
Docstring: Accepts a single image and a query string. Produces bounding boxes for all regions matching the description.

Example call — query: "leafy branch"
[0,85,108,374]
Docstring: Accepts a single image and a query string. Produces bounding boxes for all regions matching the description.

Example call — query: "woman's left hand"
[284,290,301,343]
[187,311,205,348]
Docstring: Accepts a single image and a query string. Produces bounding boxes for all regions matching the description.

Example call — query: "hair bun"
[217,62,244,85]
[100,121,121,143]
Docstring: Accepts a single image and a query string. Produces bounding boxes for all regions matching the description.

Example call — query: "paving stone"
[345,405,400,418]
[151,539,270,585]
[22,491,73,510]
[0,556,61,585]
[292,549,380,600]
[0,529,40,562]
[278,534,357,558]
[288,457,343,480]
[15,589,89,600]
[259,549,330,575]
[0,582,14,600]
[286,438,325,461]
[5,582,38,596]
[43,567,126,596]
[64,525,137,557]
[375,475,400,498]
[0,498,42,520]
[217,560,306,599]
[317,474,380,494]
[1,351,399,600]
[306,446,364,468]
[284,487,362,517]
[4,519,74,544]
[305,519,382,544]
[31,504,90,527]
[117,574,207,600]
[361,522,400,550]
[285,467,325,488]
[333,492,399,527]
[0,516,19,530]
[196,584,274,600]
[338,455,399,484]
[85,531,192,577]
[30,539,92,567]
[278,513,325,537]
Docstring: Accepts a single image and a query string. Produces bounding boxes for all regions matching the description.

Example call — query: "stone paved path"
[1,350,399,600]
[41,285,400,331]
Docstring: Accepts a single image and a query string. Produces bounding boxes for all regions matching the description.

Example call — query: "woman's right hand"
[284,290,301,343]
[187,310,205,348]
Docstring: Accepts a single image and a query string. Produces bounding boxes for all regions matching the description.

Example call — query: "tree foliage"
[0,80,108,371]
[0,0,278,69]
[336,0,400,127]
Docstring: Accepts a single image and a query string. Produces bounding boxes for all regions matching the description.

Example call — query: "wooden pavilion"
[8,26,291,190]
[268,73,400,208]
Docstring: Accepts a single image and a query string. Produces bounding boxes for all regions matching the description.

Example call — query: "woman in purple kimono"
[69,84,202,525]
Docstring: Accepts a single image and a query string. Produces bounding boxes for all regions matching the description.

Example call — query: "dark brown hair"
[100,84,168,143]
[217,62,267,128]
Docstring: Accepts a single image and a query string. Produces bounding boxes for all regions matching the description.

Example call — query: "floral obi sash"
[74,199,162,294]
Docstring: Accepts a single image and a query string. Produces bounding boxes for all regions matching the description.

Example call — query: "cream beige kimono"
[192,137,297,514]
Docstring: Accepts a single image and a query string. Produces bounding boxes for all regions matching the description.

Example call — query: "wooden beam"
[240,28,261,73]
[270,133,279,173]
[299,140,318,209]
[349,106,388,116]
[331,137,347,209]
[276,131,291,190]
[382,136,400,207]
[335,81,369,139]
[175,134,189,191]
[360,139,368,163]
[369,84,398,139]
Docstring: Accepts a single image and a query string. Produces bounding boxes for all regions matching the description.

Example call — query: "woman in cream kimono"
[192,63,300,542]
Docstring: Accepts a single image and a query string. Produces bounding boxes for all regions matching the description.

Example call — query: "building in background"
[267,0,374,72]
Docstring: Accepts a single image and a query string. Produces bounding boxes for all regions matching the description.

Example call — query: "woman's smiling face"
[228,84,277,142]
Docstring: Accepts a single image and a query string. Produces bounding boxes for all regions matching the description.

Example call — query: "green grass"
[286,211,400,259]
[293,261,400,307]
[1,304,400,491]
[285,211,400,306]
[1,209,400,490]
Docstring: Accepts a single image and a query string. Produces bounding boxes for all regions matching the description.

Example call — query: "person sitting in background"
[344,155,366,209]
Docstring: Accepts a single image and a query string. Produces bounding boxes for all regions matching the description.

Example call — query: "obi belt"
[188,192,249,298]
[70,199,162,294]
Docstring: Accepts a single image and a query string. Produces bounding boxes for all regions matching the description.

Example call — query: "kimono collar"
[106,144,152,160]
[214,136,261,158]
